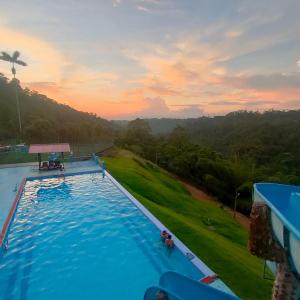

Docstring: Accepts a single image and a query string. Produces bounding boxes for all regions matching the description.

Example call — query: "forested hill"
[178,110,300,156]
[116,110,300,164]
[114,110,300,138]
[116,111,300,215]
[0,74,114,143]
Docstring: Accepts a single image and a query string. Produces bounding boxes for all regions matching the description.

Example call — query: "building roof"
[28,143,71,154]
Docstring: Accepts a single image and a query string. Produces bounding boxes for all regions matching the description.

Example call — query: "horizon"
[1,0,300,119]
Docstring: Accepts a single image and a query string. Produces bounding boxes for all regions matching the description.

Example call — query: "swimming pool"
[0,172,204,300]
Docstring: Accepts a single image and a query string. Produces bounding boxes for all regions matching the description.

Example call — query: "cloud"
[118,97,204,119]
[1,1,299,119]
[136,5,151,12]
[132,75,181,96]
[111,0,173,13]
[23,67,120,112]
[133,0,173,14]
[245,100,279,106]
[62,65,119,87]
[137,0,165,4]
[286,100,300,107]
[121,36,300,117]
[112,0,121,7]
[123,39,223,99]
[211,100,242,106]
[226,30,243,38]
[0,24,121,105]
[25,81,64,95]
[210,99,279,107]
[10,25,298,119]
[223,72,300,90]
[171,104,204,118]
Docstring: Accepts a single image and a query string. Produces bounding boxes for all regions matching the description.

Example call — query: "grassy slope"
[104,150,273,300]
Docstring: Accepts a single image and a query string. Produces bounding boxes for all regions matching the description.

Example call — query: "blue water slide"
[254,183,300,275]
[144,272,240,300]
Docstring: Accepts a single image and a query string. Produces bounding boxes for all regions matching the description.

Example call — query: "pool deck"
[0,160,101,231]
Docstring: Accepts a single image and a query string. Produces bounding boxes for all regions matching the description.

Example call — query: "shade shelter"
[29,143,71,169]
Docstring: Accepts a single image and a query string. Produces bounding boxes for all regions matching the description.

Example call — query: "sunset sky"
[1,0,300,119]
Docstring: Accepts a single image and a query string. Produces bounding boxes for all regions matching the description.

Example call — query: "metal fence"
[0,142,113,165]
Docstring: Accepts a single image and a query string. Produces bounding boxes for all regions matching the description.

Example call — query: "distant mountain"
[116,112,300,158]
[116,110,300,166]
[163,110,299,168]
[0,74,115,144]
[175,110,300,157]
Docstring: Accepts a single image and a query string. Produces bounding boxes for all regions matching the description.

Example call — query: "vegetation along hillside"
[116,114,300,216]
[0,74,115,144]
[104,149,273,300]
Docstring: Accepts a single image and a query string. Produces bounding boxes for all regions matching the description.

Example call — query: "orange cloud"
[225,30,243,38]
[1,21,299,119]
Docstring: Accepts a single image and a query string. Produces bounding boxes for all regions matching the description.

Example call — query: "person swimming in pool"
[160,230,168,242]
[165,234,174,249]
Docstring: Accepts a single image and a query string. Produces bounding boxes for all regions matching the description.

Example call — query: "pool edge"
[105,171,237,295]
[0,177,26,247]
[105,171,215,277]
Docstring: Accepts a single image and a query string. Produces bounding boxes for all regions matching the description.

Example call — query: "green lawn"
[104,150,273,300]
[0,151,39,164]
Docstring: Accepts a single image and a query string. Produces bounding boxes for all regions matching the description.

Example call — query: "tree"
[126,119,152,145]
[0,51,27,138]
[168,126,190,150]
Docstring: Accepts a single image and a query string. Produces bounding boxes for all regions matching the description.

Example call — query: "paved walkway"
[0,160,100,231]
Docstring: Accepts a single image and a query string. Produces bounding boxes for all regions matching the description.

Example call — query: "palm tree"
[0,51,27,137]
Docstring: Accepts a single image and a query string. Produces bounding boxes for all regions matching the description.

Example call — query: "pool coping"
[0,178,26,246]
[0,169,217,279]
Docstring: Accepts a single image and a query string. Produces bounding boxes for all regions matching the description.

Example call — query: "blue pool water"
[0,173,203,300]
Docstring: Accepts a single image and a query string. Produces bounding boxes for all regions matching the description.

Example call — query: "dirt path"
[178,178,250,231]
[179,178,217,203]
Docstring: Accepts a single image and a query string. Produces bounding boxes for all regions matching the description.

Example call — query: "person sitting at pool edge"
[165,234,174,248]
[160,230,168,242]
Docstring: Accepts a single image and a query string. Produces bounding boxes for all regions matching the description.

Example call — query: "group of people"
[39,159,64,171]
[160,230,174,249]
[39,153,64,171]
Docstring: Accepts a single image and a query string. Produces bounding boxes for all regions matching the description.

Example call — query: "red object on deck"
[29,143,70,154]
[200,275,219,284]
